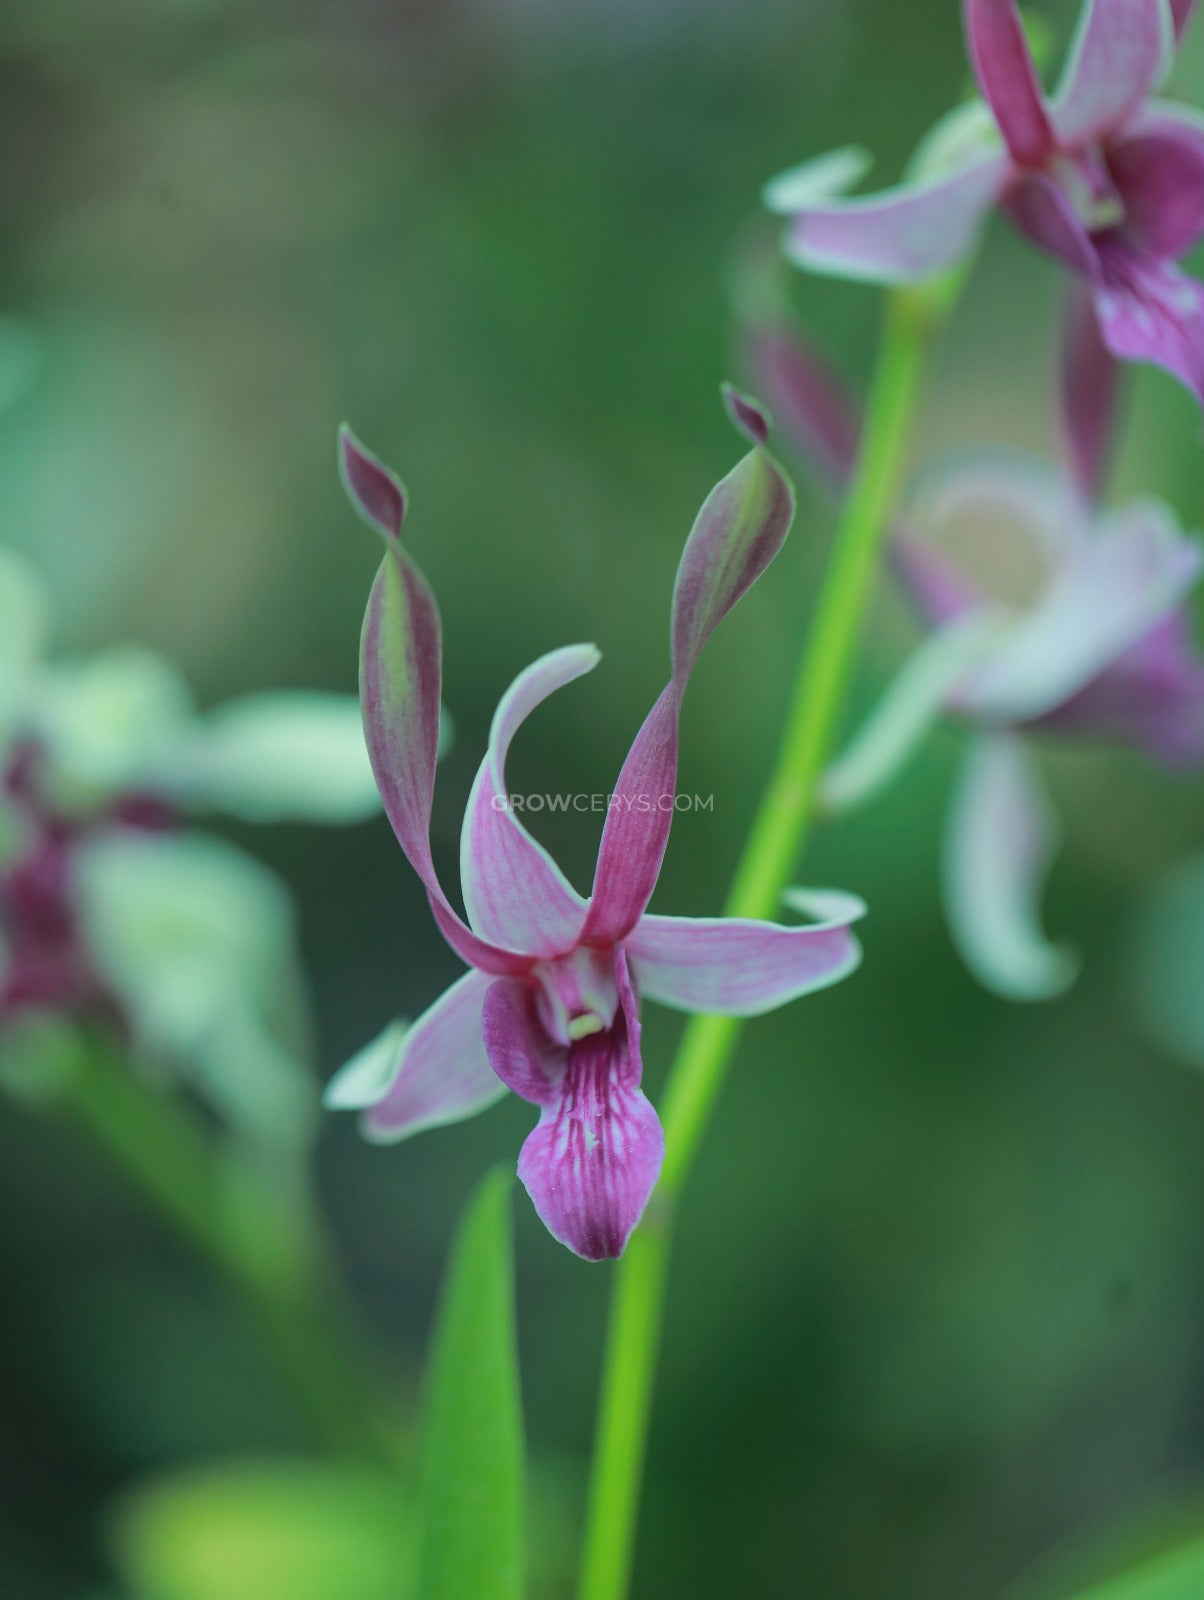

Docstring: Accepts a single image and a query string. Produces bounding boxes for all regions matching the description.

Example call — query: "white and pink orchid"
[326,396,866,1259]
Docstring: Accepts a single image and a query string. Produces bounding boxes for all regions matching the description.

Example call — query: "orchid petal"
[742,319,860,487]
[323,1018,409,1109]
[963,0,1055,165]
[890,533,988,625]
[1051,0,1174,147]
[1091,244,1204,402]
[344,428,528,976]
[820,613,1004,812]
[461,648,593,957]
[346,970,505,1143]
[782,157,1005,284]
[943,734,1077,1001]
[913,455,1090,563]
[1107,103,1204,260]
[762,146,873,214]
[627,889,865,1016]
[581,392,793,946]
[1172,0,1197,38]
[1038,606,1204,760]
[164,691,385,824]
[1000,172,1099,272]
[1061,282,1120,507]
[956,496,1202,721]
[510,950,662,1260]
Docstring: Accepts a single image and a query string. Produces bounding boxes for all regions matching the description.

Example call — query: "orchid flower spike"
[766,0,1204,404]
[326,397,867,1260]
[744,311,1204,1001]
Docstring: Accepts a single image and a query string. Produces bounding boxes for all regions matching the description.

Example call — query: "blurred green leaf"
[165,690,381,824]
[111,1458,416,1600]
[418,1168,524,1600]
[1053,1536,1204,1600]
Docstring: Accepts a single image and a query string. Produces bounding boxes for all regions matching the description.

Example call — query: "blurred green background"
[5,0,1204,1595]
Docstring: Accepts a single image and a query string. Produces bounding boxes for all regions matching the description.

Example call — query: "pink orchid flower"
[765,0,1204,403]
[325,395,866,1259]
[745,310,1204,1000]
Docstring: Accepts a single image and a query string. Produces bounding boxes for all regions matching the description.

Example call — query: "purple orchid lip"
[327,397,867,1259]
[767,0,1204,406]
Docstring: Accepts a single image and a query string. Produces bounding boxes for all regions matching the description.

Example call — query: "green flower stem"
[577,286,940,1600]
[59,1035,404,1469]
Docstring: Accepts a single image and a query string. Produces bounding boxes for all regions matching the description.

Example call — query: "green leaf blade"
[418,1167,525,1600]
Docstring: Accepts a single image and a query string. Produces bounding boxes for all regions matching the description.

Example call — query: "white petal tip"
[323,1019,408,1110]
[762,146,873,215]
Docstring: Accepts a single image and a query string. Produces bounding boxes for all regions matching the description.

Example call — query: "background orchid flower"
[0,547,386,1148]
[744,308,1204,1000]
[765,0,1204,403]
[325,395,867,1260]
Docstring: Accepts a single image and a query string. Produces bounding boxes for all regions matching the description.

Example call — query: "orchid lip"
[1046,149,1125,231]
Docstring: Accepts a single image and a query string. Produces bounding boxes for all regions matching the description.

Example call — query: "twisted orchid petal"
[344,428,529,976]
[581,390,794,945]
[963,0,1054,165]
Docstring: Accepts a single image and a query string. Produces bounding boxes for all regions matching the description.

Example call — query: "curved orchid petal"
[763,146,873,214]
[943,734,1077,1000]
[1107,103,1204,260]
[498,951,663,1260]
[581,391,794,947]
[963,0,1054,165]
[913,455,1090,562]
[1091,243,1204,402]
[782,157,1005,284]
[461,647,593,957]
[1172,0,1197,38]
[1001,171,1099,272]
[626,889,865,1016]
[956,496,1202,721]
[1051,0,1174,148]
[343,428,528,976]
[1061,282,1120,507]
[330,969,504,1143]
[820,613,1004,812]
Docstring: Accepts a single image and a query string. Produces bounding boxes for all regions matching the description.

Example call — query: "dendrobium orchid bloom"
[325,396,867,1260]
[745,312,1204,1000]
[765,0,1204,402]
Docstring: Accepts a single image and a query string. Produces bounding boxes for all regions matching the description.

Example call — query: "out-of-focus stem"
[576,286,939,1600]
[57,1035,403,1468]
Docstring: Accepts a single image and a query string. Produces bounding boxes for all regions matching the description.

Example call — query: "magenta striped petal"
[1107,105,1204,261]
[963,0,1055,165]
[460,647,593,958]
[501,950,663,1260]
[344,429,529,977]
[1051,0,1173,148]
[1091,242,1204,401]
[782,157,1004,284]
[335,970,505,1143]
[626,889,865,1016]
[581,392,794,947]
[1061,282,1119,506]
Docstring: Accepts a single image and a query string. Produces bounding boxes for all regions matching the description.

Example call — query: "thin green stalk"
[59,1036,404,1469]
[576,287,940,1600]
